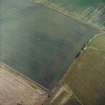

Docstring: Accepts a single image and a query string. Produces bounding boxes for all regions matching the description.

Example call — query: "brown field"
[0,64,48,105]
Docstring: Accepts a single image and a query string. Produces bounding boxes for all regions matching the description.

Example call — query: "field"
[49,0,105,11]
[64,34,105,105]
[48,0,105,27]
[0,0,100,89]
[0,64,47,105]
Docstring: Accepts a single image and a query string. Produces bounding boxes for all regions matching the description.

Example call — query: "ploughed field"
[0,0,100,89]
[0,63,47,105]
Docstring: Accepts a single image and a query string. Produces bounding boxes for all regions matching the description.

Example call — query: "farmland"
[1,0,100,89]
[48,0,105,11]
[42,0,105,28]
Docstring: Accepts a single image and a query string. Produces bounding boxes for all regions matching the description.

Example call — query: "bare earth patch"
[0,64,48,105]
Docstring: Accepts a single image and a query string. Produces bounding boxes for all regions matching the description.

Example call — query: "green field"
[49,0,105,10]
[1,0,99,89]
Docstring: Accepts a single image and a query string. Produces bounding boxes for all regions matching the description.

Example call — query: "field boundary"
[0,62,48,92]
